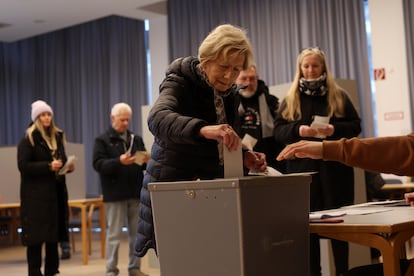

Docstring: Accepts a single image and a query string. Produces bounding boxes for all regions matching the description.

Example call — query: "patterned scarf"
[299,73,328,96]
[214,89,232,165]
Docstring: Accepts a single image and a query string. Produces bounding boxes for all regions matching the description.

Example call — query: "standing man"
[93,103,149,276]
[236,65,286,172]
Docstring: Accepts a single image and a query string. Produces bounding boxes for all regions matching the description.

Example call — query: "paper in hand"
[134,151,149,166]
[223,143,244,178]
[241,134,258,151]
[58,155,77,175]
[310,115,329,138]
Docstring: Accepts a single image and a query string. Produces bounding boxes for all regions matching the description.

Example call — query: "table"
[68,197,106,265]
[0,197,105,265]
[382,183,414,190]
[381,183,414,200]
[310,206,414,276]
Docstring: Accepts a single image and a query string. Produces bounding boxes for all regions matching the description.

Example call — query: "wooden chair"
[68,203,96,255]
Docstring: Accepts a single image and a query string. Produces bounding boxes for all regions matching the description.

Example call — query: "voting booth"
[149,175,311,276]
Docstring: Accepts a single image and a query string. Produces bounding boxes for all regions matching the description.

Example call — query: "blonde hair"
[281,48,346,121]
[198,24,254,71]
[26,119,64,152]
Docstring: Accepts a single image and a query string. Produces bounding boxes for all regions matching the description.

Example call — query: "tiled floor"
[0,231,160,276]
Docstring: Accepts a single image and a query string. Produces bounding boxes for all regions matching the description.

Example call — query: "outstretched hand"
[276,140,324,161]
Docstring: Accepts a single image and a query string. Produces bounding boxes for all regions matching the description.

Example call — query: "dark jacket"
[17,129,69,246]
[135,56,241,257]
[274,90,361,210]
[92,127,146,202]
[236,79,286,171]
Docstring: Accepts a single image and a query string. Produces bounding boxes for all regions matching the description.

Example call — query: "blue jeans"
[104,199,141,276]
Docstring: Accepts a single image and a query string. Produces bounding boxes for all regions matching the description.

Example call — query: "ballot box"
[148,175,311,276]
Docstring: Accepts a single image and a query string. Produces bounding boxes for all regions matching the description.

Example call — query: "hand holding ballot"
[58,155,76,175]
[134,151,150,166]
[120,151,150,166]
[310,115,333,138]
[299,115,333,139]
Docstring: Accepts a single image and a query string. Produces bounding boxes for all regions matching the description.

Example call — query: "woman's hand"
[49,159,63,171]
[244,151,267,172]
[200,124,240,151]
[277,140,323,161]
[299,125,318,138]
[299,124,334,138]
[317,124,334,137]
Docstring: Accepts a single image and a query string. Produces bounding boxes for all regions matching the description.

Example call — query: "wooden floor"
[0,231,160,276]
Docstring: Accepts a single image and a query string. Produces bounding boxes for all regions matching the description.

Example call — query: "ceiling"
[0,0,167,43]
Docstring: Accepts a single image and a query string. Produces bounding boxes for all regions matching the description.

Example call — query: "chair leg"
[87,204,96,256]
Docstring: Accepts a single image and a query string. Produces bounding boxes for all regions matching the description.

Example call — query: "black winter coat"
[236,79,286,172]
[17,129,69,246]
[135,56,242,257]
[92,127,146,202]
[274,90,361,211]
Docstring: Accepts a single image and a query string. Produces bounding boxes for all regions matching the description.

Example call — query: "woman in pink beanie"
[17,100,74,276]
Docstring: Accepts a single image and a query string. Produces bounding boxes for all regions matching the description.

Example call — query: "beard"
[239,89,256,98]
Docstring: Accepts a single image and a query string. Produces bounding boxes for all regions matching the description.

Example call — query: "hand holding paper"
[241,134,257,151]
[58,155,76,175]
[310,115,330,138]
[134,151,150,166]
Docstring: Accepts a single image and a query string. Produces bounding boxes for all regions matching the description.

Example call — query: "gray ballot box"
[148,175,311,276]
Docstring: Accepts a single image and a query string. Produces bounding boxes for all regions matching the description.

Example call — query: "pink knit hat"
[31,100,53,122]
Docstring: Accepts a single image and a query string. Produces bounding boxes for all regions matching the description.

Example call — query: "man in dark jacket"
[235,65,286,173]
[93,103,149,276]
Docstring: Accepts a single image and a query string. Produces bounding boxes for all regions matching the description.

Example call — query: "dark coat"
[92,127,146,202]
[274,90,361,210]
[135,56,241,257]
[17,129,69,246]
[236,79,286,172]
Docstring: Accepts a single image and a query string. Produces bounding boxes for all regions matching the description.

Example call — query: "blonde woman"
[274,48,361,276]
[17,100,74,276]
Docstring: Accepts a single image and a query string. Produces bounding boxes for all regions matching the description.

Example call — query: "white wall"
[368,0,412,182]
[369,0,412,136]
[0,143,86,204]
[148,16,168,105]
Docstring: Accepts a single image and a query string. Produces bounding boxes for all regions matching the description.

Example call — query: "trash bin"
[149,175,311,276]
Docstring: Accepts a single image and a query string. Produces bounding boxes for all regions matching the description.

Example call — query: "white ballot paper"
[249,166,283,176]
[241,134,258,151]
[58,155,77,175]
[125,134,134,155]
[223,143,244,178]
[310,115,329,138]
[134,151,149,166]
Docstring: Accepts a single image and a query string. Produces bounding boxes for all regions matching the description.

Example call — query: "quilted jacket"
[135,56,241,256]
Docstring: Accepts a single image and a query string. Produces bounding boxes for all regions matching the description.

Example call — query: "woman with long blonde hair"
[17,100,74,276]
[274,47,361,276]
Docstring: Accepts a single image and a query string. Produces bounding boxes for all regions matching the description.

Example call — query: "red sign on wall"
[374,68,386,80]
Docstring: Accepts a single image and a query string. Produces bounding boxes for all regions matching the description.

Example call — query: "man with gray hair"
[93,103,149,276]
